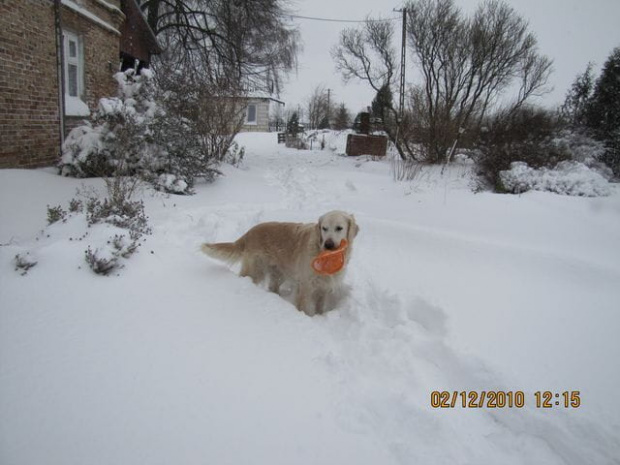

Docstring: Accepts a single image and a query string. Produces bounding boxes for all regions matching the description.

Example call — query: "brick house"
[0,0,160,169]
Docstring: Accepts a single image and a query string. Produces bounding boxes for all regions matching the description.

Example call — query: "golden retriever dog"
[201,211,359,316]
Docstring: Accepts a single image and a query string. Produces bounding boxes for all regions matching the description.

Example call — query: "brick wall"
[0,0,123,168]
[0,0,61,168]
[61,0,124,111]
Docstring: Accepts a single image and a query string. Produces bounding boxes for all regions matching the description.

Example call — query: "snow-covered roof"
[61,0,120,36]
[245,92,285,105]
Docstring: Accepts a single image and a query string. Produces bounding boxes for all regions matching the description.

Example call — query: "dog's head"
[317,211,359,251]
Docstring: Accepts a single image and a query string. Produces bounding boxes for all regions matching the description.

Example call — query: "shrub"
[68,198,83,213]
[83,191,149,276]
[391,159,423,182]
[224,141,245,168]
[84,233,141,276]
[14,253,38,276]
[42,187,151,276]
[552,129,612,179]
[85,194,151,237]
[499,161,610,197]
[47,205,67,224]
[60,69,161,179]
[84,246,119,276]
[60,68,239,194]
[82,192,149,276]
[474,106,571,191]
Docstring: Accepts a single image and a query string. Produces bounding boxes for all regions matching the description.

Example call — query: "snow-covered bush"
[223,141,245,168]
[151,66,245,184]
[474,106,571,191]
[60,69,162,179]
[60,68,230,195]
[85,195,151,237]
[84,234,139,276]
[14,253,38,276]
[79,189,150,275]
[552,130,613,180]
[28,188,152,277]
[499,161,611,197]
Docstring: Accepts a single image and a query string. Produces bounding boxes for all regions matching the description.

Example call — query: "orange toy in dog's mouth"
[311,239,348,275]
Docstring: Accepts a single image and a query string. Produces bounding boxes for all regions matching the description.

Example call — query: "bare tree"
[560,63,595,128]
[333,0,552,162]
[409,0,552,162]
[306,84,334,130]
[135,0,300,178]
[141,0,299,93]
[332,17,397,93]
[332,18,413,157]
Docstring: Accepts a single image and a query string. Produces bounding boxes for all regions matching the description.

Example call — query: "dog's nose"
[324,239,335,250]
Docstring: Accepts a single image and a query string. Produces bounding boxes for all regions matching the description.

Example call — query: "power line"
[287,14,399,24]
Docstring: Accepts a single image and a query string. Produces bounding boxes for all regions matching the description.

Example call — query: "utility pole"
[398,8,406,120]
[393,7,407,151]
[326,88,332,128]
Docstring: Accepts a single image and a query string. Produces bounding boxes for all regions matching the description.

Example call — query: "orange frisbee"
[311,239,348,275]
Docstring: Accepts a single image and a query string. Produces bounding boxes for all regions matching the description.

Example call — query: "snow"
[64,95,91,117]
[500,160,612,196]
[97,96,124,115]
[1,132,620,464]
[156,173,189,194]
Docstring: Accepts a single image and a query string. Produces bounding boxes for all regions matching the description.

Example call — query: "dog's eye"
[335,226,343,232]
[322,227,328,232]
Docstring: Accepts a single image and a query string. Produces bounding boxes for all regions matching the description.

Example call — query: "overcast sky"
[280,0,620,118]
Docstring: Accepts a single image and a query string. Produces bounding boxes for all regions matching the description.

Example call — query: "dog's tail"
[201,240,244,265]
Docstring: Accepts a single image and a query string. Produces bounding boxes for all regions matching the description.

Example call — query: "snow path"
[1,132,620,464]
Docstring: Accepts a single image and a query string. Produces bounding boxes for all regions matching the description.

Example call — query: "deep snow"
[1,132,619,464]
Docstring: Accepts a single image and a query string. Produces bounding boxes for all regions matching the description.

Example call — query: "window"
[246,104,257,124]
[62,30,89,116]
[63,31,82,98]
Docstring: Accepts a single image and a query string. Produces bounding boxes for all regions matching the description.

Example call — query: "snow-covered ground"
[1,132,619,464]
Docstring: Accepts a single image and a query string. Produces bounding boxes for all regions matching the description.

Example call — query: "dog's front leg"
[314,293,326,315]
[295,285,316,316]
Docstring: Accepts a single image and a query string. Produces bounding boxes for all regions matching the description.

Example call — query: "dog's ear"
[347,214,359,242]
[316,215,324,246]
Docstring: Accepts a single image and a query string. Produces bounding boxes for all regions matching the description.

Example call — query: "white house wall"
[242,98,270,132]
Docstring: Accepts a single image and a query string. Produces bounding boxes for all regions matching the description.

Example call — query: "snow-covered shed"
[240,92,285,133]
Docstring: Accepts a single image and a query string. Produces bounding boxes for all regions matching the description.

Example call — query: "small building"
[241,93,285,133]
[0,0,160,169]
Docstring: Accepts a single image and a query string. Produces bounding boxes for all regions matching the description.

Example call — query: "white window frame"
[63,30,84,99]
[246,103,257,125]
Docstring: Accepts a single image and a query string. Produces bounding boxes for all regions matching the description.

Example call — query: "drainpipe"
[53,0,66,151]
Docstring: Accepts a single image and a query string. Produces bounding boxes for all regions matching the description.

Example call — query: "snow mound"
[156,173,190,194]
[500,161,611,197]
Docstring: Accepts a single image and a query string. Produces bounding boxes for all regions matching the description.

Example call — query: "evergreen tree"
[561,63,594,127]
[333,103,351,130]
[318,116,330,129]
[587,47,620,176]
[287,112,300,136]
[371,84,393,128]
[353,112,363,133]
[587,47,620,139]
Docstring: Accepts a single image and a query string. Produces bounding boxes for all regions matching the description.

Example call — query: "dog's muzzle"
[323,239,336,250]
